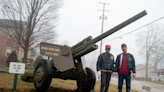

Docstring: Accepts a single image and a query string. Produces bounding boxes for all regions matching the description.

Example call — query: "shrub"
[33,55,43,68]
[50,59,54,67]
[6,51,18,67]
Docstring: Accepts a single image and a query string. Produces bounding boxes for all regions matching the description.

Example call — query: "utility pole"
[99,2,109,54]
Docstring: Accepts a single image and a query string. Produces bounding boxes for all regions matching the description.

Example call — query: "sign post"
[9,62,25,90]
[13,74,18,90]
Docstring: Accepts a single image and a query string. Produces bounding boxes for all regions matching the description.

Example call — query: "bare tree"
[136,23,164,80]
[0,0,62,63]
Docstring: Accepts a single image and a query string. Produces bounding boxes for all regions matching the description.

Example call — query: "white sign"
[9,62,25,74]
[141,84,152,92]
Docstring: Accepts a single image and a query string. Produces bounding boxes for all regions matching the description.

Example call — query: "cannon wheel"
[33,59,52,92]
[77,68,96,92]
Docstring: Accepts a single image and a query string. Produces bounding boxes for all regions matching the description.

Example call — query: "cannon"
[33,10,147,92]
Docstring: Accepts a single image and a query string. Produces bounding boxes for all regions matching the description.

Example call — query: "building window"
[159,63,163,69]
[5,46,12,57]
[8,29,14,39]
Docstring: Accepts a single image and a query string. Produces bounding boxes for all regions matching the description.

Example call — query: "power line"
[67,23,101,41]
[67,0,124,43]
[103,39,140,54]
[78,2,99,36]
[103,16,164,43]
[63,2,100,42]
[111,48,121,52]
[115,39,140,53]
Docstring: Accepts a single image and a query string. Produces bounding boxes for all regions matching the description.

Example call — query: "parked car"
[158,75,164,81]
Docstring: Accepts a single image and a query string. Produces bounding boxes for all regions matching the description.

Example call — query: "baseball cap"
[105,45,111,49]
[121,43,127,47]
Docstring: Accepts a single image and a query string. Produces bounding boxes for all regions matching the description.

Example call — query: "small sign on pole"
[9,62,25,90]
[9,62,25,74]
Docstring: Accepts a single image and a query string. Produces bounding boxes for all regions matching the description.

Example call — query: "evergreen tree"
[6,51,18,67]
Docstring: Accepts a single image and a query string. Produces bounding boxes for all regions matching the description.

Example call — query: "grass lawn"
[0,64,9,70]
[0,64,138,92]
[135,79,164,85]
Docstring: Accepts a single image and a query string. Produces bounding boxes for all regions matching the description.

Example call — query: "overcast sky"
[55,0,164,68]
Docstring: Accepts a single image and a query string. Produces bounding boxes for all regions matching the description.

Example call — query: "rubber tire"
[77,68,96,92]
[33,59,52,92]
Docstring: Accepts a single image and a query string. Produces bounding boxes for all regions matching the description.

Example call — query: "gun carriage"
[33,11,147,92]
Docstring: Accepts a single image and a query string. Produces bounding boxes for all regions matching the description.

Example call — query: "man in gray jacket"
[97,45,114,92]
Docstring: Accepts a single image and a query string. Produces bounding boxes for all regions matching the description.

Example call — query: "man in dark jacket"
[114,43,136,92]
[97,45,114,92]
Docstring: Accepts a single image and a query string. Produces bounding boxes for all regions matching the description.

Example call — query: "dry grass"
[0,64,9,70]
[0,73,138,92]
[0,64,138,92]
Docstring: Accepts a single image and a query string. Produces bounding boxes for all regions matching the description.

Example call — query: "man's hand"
[133,73,136,77]
[98,71,101,79]
[115,72,118,76]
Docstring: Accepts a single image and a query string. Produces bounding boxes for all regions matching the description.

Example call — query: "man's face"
[122,46,127,53]
[105,49,110,54]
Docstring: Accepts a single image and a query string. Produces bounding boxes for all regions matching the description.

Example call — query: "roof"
[152,68,164,73]
[136,64,145,67]
[136,66,155,71]
[31,48,36,54]
[21,57,34,61]
[136,64,145,70]
[157,57,164,64]
[0,19,27,28]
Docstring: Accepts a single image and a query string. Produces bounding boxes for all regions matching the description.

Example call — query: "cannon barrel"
[72,10,147,58]
[91,10,147,43]
[71,36,92,50]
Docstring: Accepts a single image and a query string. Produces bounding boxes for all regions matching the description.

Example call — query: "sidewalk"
[110,77,164,92]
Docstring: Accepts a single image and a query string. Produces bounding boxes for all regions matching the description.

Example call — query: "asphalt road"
[110,77,164,92]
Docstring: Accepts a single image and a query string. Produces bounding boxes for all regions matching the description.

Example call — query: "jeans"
[118,74,131,92]
[100,71,112,92]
